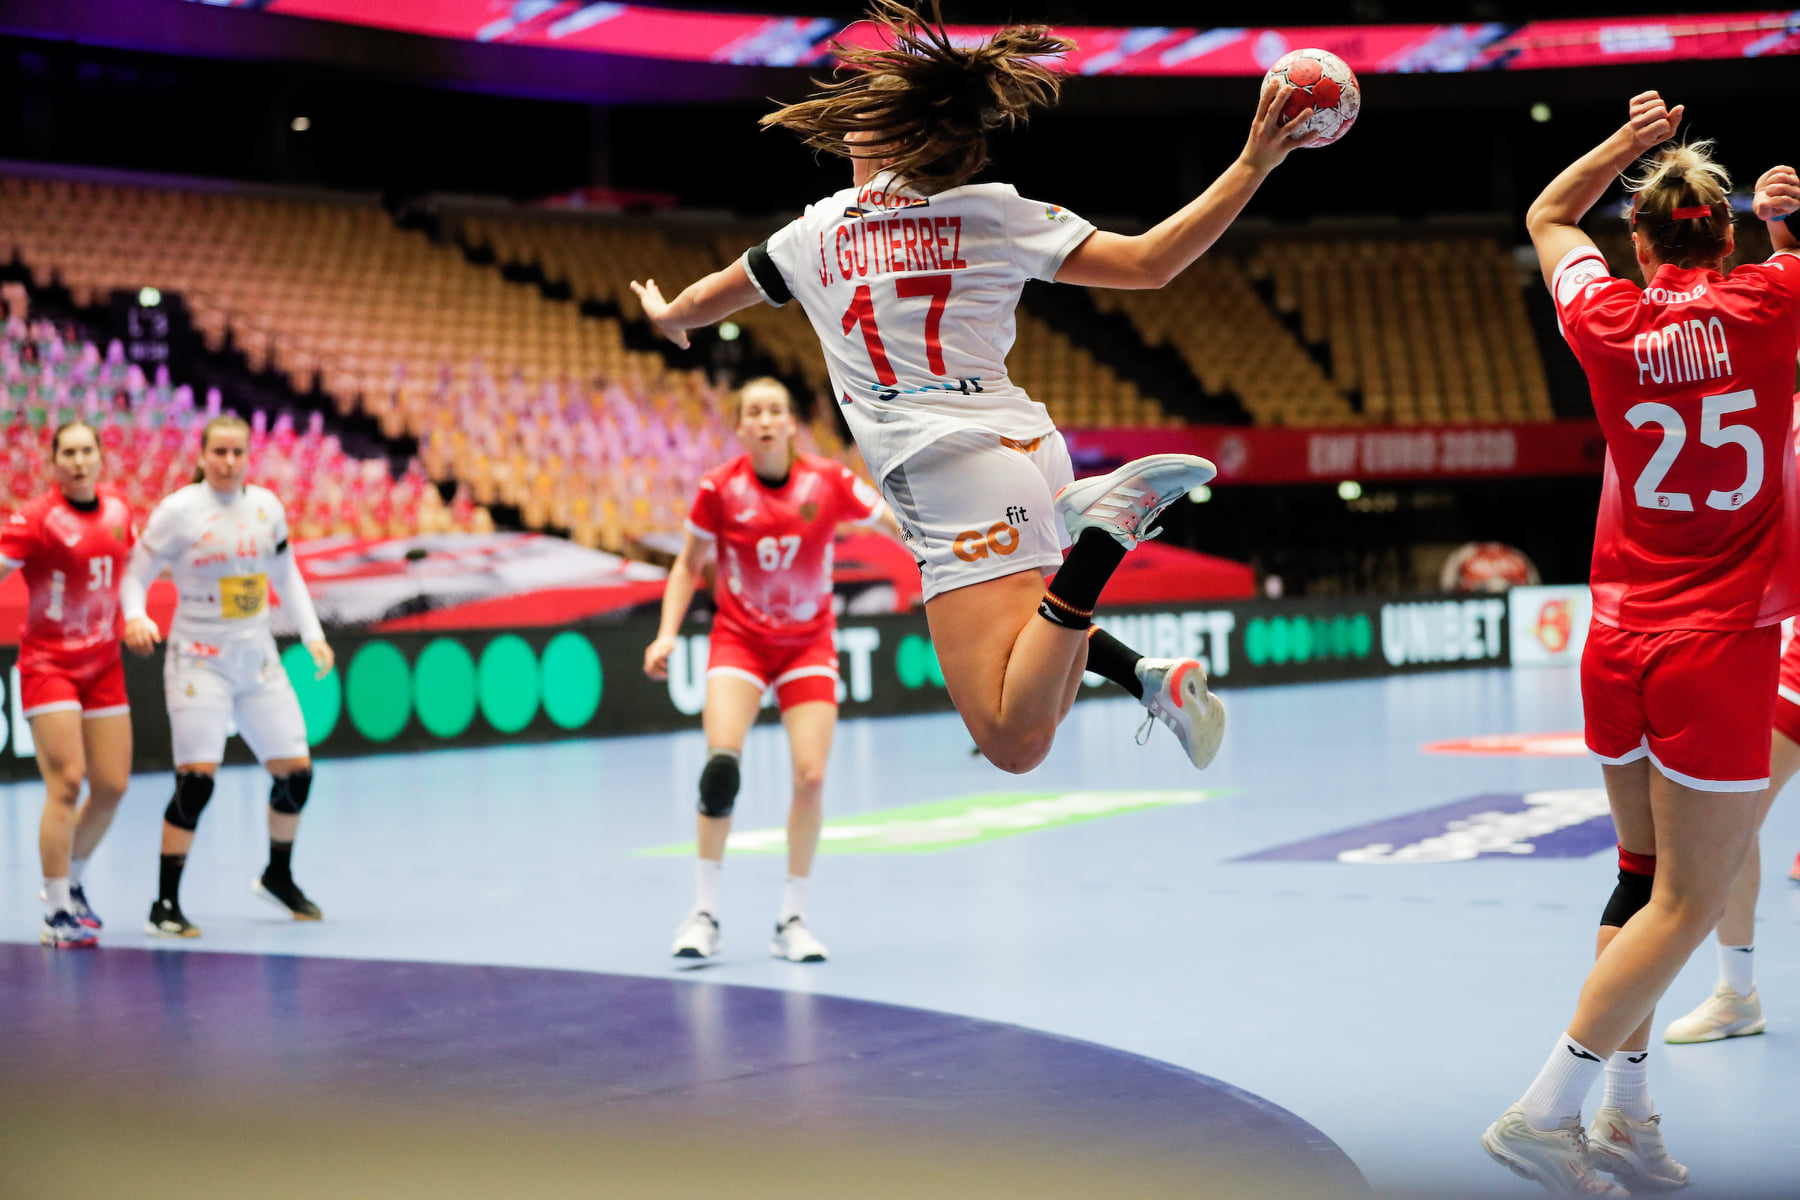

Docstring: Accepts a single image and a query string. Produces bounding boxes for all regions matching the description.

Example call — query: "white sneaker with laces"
[770,916,828,963]
[1135,657,1226,769]
[670,911,721,959]
[1054,454,1217,552]
[1663,982,1764,1043]
[1481,1104,1628,1198]
[1587,1108,1690,1192]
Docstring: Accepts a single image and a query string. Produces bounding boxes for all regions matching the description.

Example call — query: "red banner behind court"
[1062,421,1607,485]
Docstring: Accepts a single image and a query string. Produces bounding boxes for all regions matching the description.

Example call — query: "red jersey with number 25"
[1553,246,1800,632]
[0,486,136,658]
[687,453,884,642]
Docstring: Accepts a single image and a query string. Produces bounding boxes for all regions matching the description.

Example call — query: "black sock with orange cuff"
[1085,627,1145,699]
[1037,529,1127,631]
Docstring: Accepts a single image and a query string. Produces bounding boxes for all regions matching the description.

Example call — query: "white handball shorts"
[164,633,310,766]
[879,429,1074,603]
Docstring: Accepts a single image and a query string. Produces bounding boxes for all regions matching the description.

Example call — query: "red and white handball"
[1264,48,1360,147]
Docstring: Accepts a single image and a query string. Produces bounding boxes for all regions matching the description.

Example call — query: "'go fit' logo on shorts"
[952,522,1022,562]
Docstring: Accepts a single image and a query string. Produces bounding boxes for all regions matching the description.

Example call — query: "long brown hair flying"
[760,0,1072,196]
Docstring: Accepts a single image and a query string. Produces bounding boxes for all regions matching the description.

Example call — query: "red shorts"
[706,621,839,710]
[1582,619,1778,792]
[1775,625,1800,747]
[18,645,129,721]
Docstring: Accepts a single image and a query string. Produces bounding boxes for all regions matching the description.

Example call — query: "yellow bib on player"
[219,573,268,619]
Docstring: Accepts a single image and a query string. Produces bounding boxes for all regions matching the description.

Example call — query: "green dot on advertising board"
[895,635,927,690]
[541,632,602,730]
[280,643,340,744]
[1350,613,1374,659]
[1329,615,1351,659]
[413,638,477,739]
[1268,616,1290,664]
[1244,618,1267,666]
[479,635,540,734]
[927,641,944,687]
[346,641,411,743]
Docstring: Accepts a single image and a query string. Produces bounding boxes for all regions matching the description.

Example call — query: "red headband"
[1631,196,1725,226]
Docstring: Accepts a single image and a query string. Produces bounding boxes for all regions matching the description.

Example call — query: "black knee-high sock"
[266,840,294,884]
[1085,627,1145,699]
[159,854,186,905]
[1038,529,1128,630]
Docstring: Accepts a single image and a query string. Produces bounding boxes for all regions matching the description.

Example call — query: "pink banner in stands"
[196,3,1800,73]
[1062,421,1607,485]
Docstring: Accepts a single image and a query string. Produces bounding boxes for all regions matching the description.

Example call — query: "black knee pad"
[1601,849,1656,929]
[270,767,313,815]
[164,771,215,832]
[697,751,741,819]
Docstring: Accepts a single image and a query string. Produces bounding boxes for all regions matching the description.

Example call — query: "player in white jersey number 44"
[634,1,1324,776]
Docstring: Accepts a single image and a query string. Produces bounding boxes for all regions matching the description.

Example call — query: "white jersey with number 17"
[746,169,1096,484]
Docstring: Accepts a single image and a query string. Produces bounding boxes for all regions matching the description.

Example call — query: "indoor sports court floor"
[4,666,1798,1198]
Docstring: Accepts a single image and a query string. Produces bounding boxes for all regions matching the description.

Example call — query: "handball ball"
[1264,49,1360,147]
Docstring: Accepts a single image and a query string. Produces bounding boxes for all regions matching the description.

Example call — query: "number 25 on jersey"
[1626,389,1763,512]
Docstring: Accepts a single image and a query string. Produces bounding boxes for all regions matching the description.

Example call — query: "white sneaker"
[1054,453,1217,551]
[1587,1108,1690,1192]
[1662,982,1764,1043]
[1481,1104,1628,1198]
[770,916,828,963]
[670,911,721,959]
[1135,657,1226,769]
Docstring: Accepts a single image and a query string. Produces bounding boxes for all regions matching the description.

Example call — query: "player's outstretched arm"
[1754,165,1800,254]
[1527,91,1684,286]
[119,541,165,654]
[631,260,764,349]
[1056,77,1320,290]
[645,529,713,680]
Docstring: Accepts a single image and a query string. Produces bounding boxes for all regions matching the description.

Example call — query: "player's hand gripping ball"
[1264,49,1360,147]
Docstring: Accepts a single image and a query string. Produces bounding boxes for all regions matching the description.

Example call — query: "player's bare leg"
[255,756,321,920]
[673,674,762,957]
[1664,731,1795,1044]
[927,569,1088,775]
[773,699,836,962]
[32,709,96,947]
[1583,773,1688,1191]
[72,713,130,864]
[1570,763,1760,1054]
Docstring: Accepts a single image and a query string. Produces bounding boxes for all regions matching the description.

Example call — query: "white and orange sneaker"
[1481,1105,1628,1198]
[1055,454,1216,551]
[1587,1108,1690,1192]
[1136,657,1226,769]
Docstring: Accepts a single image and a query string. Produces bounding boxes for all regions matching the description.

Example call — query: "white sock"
[1601,1049,1653,1121]
[1719,942,1755,997]
[69,857,88,887]
[695,858,722,918]
[781,875,809,925]
[43,877,71,916]
[1519,1033,1606,1131]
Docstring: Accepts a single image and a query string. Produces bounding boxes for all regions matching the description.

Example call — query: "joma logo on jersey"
[952,521,1022,562]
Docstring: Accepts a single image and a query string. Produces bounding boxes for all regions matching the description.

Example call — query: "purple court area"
[1,944,1365,1196]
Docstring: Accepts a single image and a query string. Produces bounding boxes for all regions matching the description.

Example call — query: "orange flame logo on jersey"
[952,522,1022,562]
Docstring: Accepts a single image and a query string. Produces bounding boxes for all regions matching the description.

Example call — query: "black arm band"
[745,241,792,306]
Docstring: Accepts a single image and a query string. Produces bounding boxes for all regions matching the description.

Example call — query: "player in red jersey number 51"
[0,421,136,948]
[646,379,900,963]
[1483,93,1800,1197]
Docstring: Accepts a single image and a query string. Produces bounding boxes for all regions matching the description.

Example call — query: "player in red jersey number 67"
[633,1,1321,784]
[1483,96,1800,1198]
[0,421,136,948]
[646,379,900,963]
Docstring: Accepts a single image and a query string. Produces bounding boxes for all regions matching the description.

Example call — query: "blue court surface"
[4,667,1798,1198]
